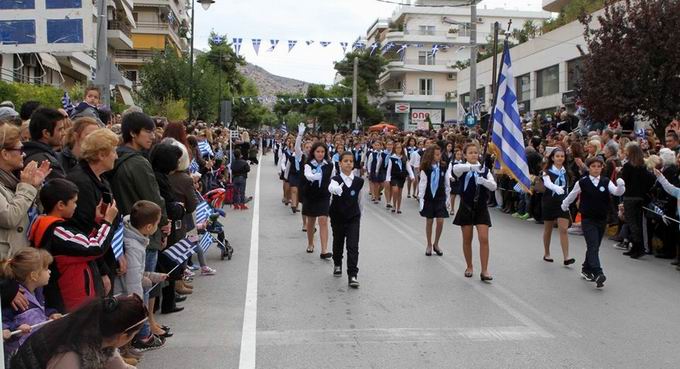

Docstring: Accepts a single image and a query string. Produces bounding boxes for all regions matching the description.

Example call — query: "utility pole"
[188,0,196,121]
[469,0,478,115]
[218,50,222,124]
[352,56,358,130]
[95,0,110,105]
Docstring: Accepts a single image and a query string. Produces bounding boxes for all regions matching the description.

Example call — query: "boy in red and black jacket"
[29,178,118,312]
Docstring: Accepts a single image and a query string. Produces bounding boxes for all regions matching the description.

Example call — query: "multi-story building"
[0,0,137,104]
[456,0,599,120]
[114,0,190,89]
[368,0,551,130]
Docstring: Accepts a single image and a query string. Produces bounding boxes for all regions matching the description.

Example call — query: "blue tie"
[313,161,323,187]
[464,171,478,191]
[395,156,402,171]
[430,165,440,196]
[355,150,360,162]
[295,156,300,171]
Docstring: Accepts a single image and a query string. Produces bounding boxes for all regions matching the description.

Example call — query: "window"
[418,51,435,65]
[536,65,559,97]
[396,80,403,90]
[123,70,138,83]
[567,57,584,91]
[47,19,83,43]
[132,12,138,22]
[0,20,36,44]
[458,23,471,37]
[419,79,433,95]
[516,74,530,102]
[418,25,435,35]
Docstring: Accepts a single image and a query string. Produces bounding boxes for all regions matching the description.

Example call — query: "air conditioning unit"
[447,73,456,80]
[445,91,458,100]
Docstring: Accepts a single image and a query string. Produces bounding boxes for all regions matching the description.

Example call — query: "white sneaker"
[184,269,196,278]
[201,266,216,276]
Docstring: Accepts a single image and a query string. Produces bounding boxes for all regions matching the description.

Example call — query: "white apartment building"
[0,0,185,106]
[456,1,602,121]
[368,0,551,130]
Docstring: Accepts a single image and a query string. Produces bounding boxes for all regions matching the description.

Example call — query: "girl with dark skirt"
[279,137,292,206]
[418,145,451,256]
[366,141,384,204]
[299,139,312,233]
[448,147,464,215]
[405,137,418,198]
[380,140,394,209]
[302,139,334,259]
[385,141,414,214]
[541,148,575,265]
[452,143,496,281]
[285,125,305,214]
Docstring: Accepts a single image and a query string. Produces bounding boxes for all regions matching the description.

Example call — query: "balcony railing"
[114,49,160,60]
[386,58,457,67]
[108,20,132,38]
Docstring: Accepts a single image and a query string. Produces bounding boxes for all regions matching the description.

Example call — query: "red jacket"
[29,215,113,312]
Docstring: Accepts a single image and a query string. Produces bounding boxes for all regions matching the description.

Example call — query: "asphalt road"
[142,155,680,369]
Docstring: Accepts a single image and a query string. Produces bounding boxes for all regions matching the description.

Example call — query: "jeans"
[137,249,159,340]
[582,218,606,275]
[233,176,247,205]
[517,193,529,214]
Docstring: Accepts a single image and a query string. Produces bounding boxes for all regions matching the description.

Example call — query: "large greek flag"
[490,43,532,192]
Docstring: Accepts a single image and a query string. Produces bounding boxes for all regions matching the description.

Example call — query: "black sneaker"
[348,276,359,288]
[581,271,595,281]
[132,335,165,352]
[333,266,342,276]
[594,273,606,288]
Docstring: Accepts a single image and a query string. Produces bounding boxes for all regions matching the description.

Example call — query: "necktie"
[313,161,323,187]
[549,167,566,196]
[395,156,402,171]
[430,165,440,196]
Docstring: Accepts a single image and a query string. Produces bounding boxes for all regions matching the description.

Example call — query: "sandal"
[543,256,554,263]
[464,269,473,278]
[306,246,314,253]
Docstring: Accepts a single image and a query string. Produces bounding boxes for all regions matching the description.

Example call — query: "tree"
[578,0,680,137]
[334,51,388,96]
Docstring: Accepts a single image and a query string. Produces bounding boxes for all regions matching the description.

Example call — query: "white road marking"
[364,205,556,340]
[371,204,582,339]
[238,153,262,369]
[258,326,550,345]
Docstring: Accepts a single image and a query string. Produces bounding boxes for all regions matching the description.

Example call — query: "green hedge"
[0,81,63,109]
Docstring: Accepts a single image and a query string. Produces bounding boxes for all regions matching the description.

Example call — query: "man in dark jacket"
[23,108,66,180]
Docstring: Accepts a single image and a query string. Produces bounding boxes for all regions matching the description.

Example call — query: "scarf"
[0,168,19,192]
[392,154,402,171]
[430,164,440,196]
[311,160,324,187]
[549,166,566,187]
[464,170,478,192]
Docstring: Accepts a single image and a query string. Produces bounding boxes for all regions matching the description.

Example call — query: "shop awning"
[38,53,61,72]
[117,85,134,106]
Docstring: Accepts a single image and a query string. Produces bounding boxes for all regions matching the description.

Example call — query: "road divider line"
[238,153,262,369]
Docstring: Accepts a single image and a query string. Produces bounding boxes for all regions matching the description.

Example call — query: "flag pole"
[474,21,510,206]
[480,21,512,170]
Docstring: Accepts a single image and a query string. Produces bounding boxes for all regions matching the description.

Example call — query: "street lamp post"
[188,0,215,122]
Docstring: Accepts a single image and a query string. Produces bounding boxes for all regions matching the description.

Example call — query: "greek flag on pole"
[198,140,214,157]
[199,232,213,253]
[162,238,197,265]
[189,158,199,173]
[195,198,211,223]
[490,43,532,193]
[111,218,125,260]
[61,91,75,117]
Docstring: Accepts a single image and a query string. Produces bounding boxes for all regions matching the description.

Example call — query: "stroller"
[200,188,234,260]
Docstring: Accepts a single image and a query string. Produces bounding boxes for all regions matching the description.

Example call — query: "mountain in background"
[239,63,310,98]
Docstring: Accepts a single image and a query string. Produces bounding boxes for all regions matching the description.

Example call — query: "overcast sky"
[194,0,546,86]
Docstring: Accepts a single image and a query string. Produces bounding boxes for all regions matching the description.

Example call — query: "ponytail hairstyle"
[544,147,566,172]
[0,248,53,283]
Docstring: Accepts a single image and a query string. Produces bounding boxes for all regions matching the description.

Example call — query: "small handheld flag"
[111,218,125,260]
[198,140,214,157]
[162,238,198,265]
[195,198,211,223]
[199,232,214,253]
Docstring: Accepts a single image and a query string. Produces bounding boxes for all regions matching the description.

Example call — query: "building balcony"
[542,0,571,12]
[382,90,449,104]
[113,49,160,64]
[136,0,188,24]
[134,21,187,51]
[108,21,134,50]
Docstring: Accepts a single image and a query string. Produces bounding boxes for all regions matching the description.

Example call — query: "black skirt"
[450,179,461,195]
[302,196,330,217]
[288,171,301,188]
[390,176,406,189]
[542,193,570,220]
[453,201,492,226]
[419,198,449,219]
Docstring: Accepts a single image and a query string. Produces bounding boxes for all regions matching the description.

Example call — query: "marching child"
[418,145,451,257]
[385,141,414,214]
[452,143,497,281]
[366,141,384,204]
[328,152,365,288]
[561,156,625,288]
